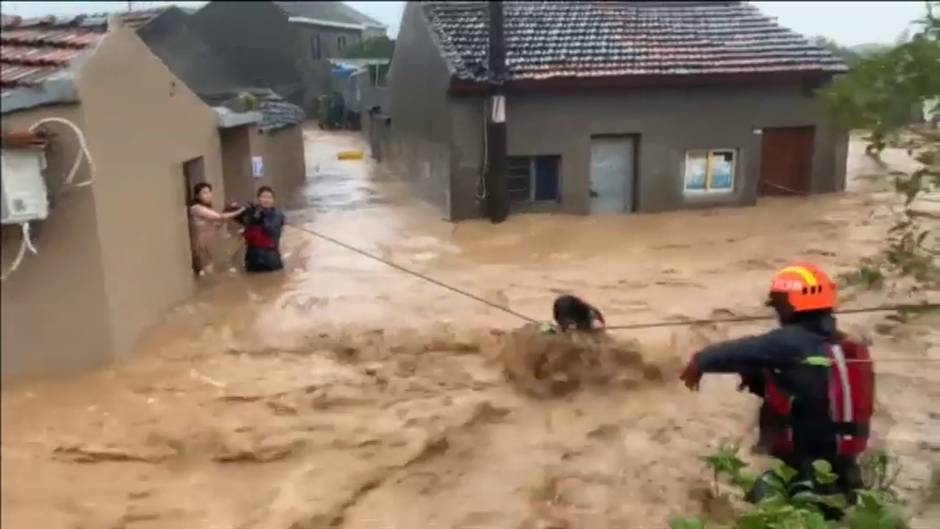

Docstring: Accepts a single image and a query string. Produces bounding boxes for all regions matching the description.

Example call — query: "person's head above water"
[193,183,213,207]
[257,186,276,209]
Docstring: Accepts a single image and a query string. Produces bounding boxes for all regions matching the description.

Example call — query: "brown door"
[759,126,815,196]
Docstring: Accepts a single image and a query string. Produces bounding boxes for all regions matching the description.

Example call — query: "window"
[337,35,347,51]
[507,155,561,203]
[310,34,321,59]
[683,149,736,193]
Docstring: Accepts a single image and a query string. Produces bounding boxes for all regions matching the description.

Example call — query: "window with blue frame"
[683,149,736,194]
[507,155,561,203]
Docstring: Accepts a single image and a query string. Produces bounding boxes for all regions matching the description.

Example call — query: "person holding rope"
[242,186,286,273]
[679,263,874,511]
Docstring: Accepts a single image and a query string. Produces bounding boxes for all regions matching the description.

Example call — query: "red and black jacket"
[694,313,873,461]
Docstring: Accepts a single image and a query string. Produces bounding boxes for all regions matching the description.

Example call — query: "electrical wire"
[28,117,95,187]
[0,224,31,281]
[1,117,94,281]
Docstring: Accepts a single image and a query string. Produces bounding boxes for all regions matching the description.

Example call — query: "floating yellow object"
[337,150,363,160]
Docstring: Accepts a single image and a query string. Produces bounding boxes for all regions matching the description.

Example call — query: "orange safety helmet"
[768,262,837,314]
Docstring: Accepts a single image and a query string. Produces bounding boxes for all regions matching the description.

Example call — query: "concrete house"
[387,1,850,220]
[206,90,307,208]
[0,11,231,377]
[275,1,388,59]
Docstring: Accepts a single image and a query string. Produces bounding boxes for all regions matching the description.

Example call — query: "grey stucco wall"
[183,2,325,109]
[291,23,363,59]
[446,82,847,219]
[386,2,453,218]
[137,7,240,95]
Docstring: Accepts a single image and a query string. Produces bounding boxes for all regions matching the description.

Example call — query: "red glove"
[680,353,703,391]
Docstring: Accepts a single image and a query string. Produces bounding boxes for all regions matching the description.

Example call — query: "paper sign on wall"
[252,156,264,178]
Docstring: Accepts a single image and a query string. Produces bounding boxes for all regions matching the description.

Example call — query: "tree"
[811,35,862,67]
[340,36,395,59]
[823,1,940,286]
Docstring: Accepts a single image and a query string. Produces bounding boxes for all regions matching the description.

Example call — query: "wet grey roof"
[256,93,305,132]
[201,89,305,132]
[213,107,263,128]
[422,1,849,82]
[274,1,386,29]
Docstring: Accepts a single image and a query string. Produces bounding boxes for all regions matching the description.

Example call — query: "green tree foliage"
[810,36,863,67]
[823,2,940,151]
[823,1,940,286]
[340,36,395,59]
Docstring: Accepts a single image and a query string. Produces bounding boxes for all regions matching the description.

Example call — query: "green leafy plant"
[671,443,911,529]
[838,265,886,290]
[859,450,903,499]
[339,36,395,59]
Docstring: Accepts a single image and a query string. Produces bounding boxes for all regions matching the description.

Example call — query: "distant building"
[134,2,387,117]
[387,1,851,221]
[137,2,328,113]
[275,1,388,59]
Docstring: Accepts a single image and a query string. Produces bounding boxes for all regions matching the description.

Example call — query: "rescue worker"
[243,186,285,273]
[679,263,873,509]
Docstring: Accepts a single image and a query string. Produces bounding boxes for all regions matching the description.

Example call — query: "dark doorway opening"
[183,157,206,275]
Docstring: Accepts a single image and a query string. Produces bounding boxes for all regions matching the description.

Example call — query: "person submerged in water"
[243,186,286,273]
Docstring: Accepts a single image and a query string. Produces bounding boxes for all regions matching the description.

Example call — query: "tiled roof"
[421,1,849,83]
[201,89,306,132]
[0,8,169,96]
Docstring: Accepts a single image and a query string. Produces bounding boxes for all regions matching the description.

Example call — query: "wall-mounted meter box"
[1,148,49,225]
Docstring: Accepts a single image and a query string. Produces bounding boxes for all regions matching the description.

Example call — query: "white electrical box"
[1,148,49,225]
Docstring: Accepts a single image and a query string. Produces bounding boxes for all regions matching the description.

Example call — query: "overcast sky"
[0,1,928,46]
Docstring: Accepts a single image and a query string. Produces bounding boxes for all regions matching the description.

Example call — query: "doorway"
[590,135,638,213]
[759,126,815,196]
[182,157,205,274]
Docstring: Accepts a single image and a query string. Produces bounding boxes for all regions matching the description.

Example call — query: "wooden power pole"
[485,1,510,223]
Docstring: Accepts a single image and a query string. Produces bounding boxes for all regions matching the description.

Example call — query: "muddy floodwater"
[2,128,938,529]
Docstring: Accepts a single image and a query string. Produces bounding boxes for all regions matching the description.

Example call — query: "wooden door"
[759,126,815,196]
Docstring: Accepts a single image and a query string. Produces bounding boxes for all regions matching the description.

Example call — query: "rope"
[287,223,537,323]
[604,305,940,331]
[761,181,808,196]
[287,223,940,335]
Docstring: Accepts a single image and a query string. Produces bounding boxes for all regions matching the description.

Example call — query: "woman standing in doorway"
[189,183,244,276]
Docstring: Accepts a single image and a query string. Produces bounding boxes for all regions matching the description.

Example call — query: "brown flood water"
[2,127,938,529]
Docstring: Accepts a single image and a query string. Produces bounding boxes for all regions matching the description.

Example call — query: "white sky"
[0,1,928,46]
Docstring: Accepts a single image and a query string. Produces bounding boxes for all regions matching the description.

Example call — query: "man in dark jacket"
[680,263,869,507]
[244,186,285,273]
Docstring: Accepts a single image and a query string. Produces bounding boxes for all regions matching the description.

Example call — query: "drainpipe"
[485,0,510,223]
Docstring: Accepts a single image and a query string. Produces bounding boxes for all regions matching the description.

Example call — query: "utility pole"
[485,1,510,223]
